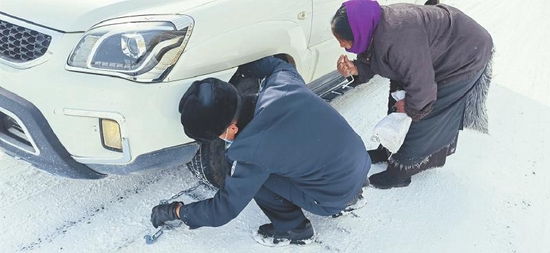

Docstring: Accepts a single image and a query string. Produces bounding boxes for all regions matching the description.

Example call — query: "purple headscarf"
[343,0,382,54]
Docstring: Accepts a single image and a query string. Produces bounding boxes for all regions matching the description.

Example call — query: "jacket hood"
[1,0,214,32]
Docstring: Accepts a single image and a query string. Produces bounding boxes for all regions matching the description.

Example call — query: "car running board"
[308,71,355,102]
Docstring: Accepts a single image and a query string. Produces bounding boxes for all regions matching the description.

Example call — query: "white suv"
[0,0,419,183]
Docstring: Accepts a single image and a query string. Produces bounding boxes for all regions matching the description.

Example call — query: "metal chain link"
[159,183,202,204]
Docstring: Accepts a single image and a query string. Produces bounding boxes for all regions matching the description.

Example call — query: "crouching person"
[150,56,371,246]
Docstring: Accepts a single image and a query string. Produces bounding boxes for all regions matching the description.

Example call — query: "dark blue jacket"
[180,57,371,228]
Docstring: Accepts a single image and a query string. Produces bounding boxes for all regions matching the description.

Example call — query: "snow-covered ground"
[1,0,549,252]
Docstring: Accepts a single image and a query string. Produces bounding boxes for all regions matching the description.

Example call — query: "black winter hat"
[178,78,241,141]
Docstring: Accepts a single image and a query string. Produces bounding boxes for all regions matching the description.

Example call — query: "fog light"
[100,119,122,151]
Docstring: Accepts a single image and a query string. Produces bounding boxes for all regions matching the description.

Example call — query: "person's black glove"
[150,201,183,228]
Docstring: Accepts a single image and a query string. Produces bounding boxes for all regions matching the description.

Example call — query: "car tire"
[186,138,230,188]
[186,76,260,188]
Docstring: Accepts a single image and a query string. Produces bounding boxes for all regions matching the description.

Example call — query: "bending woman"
[332,0,493,189]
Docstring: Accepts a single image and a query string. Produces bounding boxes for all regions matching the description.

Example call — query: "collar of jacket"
[357,37,375,64]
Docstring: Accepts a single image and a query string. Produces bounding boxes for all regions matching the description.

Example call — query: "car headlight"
[66,15,194,82]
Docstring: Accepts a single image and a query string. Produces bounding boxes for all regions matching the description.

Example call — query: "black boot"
[424,0,440,5]
[369,170,411,189]
[332,178,369,218]
[253,219,315,246]
[368,145,390,164]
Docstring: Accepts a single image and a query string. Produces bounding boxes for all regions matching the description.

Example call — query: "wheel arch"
[166,21,312,82]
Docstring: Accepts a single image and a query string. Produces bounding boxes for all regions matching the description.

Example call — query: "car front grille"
[0,19,52,63]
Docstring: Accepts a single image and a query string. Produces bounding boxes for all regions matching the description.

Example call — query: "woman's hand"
[393,99,406,113]
[337,55,358,77]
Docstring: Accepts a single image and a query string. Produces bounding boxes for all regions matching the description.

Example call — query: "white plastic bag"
[372,91,412,153]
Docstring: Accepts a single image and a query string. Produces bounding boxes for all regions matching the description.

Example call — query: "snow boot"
[252,219,315,246]
[332,188,367,218]
[332,179,369,218]
[369,170,411,189]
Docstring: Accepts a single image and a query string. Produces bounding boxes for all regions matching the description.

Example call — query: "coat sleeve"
[388,29,437,121]
[352,54,376,85]
[178,161,270,228]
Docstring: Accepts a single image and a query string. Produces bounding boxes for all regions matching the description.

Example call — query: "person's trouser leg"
[253,184,316,246]
[254,185,307,232]
[254,174,342,231]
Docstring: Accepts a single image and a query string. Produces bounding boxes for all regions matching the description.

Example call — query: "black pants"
[253,174,342,232]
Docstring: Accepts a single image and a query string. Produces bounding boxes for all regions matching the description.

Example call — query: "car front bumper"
[0,86,202,178]
[0,86,105,178]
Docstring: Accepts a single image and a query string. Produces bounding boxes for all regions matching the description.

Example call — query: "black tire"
[186,76,260,188]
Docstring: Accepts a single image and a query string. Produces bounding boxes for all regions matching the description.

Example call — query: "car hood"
[1,0,214,32]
